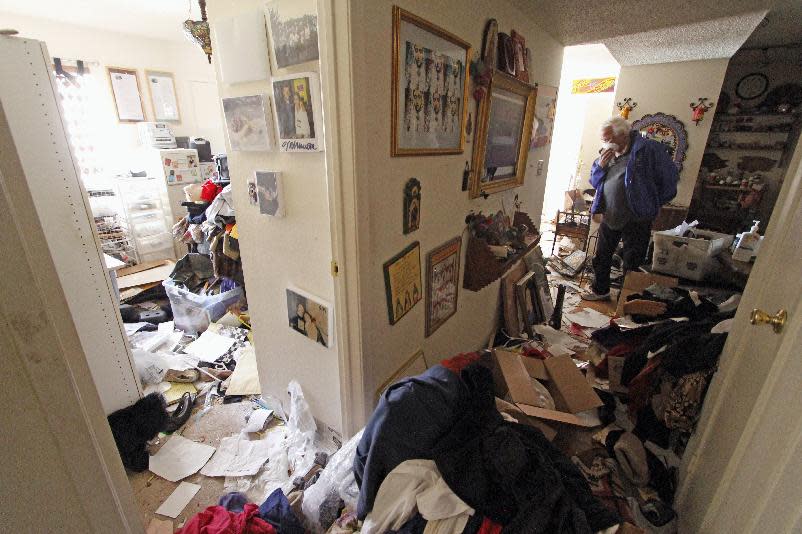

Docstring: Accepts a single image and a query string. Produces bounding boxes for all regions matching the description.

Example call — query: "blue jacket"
[590,131,679,220]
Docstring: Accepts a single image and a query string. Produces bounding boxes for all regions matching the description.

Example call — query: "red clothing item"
[440,352,480,374]
[478,517,503,534]
[201,180,223,202]
[177,504,275,534]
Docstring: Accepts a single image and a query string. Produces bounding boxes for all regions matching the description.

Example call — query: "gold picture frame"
[391,6,471,156]
[106,66,146,123]
[145,70,181,122]
[469,70,537,198]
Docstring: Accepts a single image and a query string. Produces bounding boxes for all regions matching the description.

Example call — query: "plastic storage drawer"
[163,279,244,334]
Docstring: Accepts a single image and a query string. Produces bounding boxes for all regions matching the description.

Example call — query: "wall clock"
[736,72,769,100]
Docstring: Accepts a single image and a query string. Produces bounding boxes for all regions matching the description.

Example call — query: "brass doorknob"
[750,308,787,333]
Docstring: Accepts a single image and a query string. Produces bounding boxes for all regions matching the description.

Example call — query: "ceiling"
[0,0,198,42]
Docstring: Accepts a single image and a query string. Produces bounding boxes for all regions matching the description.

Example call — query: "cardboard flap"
[544,356,602,413]
[494,350,544,408]
[521,357,548,381]
[517,405,600,427]
[616,271,678,316]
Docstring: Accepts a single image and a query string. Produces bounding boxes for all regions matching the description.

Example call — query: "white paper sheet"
[149,435,215,482]
[563,308,612,329]
[242,409,274,433]
[124,322,151,335]
[185,330,235,362]
[533,324,588,350]
[200,435,273,477]
[155,481,200,518]
[226,346,261,395]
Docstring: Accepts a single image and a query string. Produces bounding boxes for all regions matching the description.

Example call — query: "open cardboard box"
[492,349,603,432]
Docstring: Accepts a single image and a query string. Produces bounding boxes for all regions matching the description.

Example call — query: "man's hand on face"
[598,148,615,168]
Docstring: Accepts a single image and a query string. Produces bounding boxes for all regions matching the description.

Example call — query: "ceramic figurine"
[617,97,638,119]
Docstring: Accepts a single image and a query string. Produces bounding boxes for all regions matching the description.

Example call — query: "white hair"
[600,116,631,136]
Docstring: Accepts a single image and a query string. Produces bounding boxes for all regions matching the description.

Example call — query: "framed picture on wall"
[425,236,461,337]
[253,170,285,217]
[222,94,274,151]
[383,241,422,325]
[107,67,145,122]
[469,70,537,198]
[271,72,324,152]
[391,6,472,156]
[264,0,320,70]
[286,287,331,348]
[145,70,180,121]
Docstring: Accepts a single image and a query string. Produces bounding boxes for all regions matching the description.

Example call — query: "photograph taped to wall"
[254,170,284,217]
[531,84,557,149]
[146,71,180,121]
[383,241,422,325]
[212,10,271,84]
[264,0,319,69]
[286,287,331,348]
[222,94,273,151]
[426,237,461,337]
[271,72,323,152]
[392,6,471,156]
[107,67,145,122]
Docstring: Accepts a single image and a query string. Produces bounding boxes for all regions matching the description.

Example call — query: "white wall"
[206,0,342,432]
[0,11,225,175]
[543,44,620,222]
[613,58,730,207]
[348,0,563,420]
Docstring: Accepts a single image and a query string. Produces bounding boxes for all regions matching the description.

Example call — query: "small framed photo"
[286,287,331,348]
[222,94,274,151]
[391,6,471,156]
[145,70,180,121]
[271,73,324,152]
[252,171,284,217]
[264,0,320,70]
[383,242,422,325]
[425,236,461,336]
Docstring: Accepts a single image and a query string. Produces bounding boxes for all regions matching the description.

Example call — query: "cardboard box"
[652,228,734,281]
[617,523,645,534]
[615,271,678,318]
[492,349,603,427]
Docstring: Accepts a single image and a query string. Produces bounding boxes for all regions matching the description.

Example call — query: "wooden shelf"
[463,211,540,292]
[706,145,784,152]
[715,112,799,119]
[704,184,750,191]
[715,130,790,134]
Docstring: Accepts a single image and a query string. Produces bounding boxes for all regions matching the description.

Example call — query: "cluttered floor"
[108,223,740,533]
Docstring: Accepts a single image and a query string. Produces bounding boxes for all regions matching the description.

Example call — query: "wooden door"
[675,135,802,532]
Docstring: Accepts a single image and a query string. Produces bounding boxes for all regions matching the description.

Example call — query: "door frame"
[675,134,802,531]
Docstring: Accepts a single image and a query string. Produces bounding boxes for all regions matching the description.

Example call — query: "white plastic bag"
[132,348,168,385]
[285,380,317,472]
[301,429,364,533]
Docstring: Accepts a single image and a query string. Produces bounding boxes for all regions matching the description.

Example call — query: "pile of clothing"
[353,356,621,534]
[178,488,305,534]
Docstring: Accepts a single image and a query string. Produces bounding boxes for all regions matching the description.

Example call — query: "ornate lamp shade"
[183,0,212,63]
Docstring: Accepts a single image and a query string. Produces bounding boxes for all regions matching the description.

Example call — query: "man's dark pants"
[591,220,653,295]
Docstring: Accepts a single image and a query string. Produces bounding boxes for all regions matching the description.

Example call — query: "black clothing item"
[591,220,653,295]
[107,393,168,471]
[625,286,719,324]
[633,404,671,450]
[433,365,620,534]
[590,322,657,350]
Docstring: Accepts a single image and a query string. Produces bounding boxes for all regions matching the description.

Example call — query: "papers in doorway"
[242,408,274,433]
[563,308,612,329]
[200,435,273,477]
[533,324,588,352]
[149,435,215,482]
[185,330,236,363]
[155,481,201,518]
[226,346,261,395]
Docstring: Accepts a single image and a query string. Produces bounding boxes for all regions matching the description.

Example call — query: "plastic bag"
[301,429,364,533]
[285,381,317,472]
[224,427,291,503]
[530,377,556,410]
[132,348,168,385]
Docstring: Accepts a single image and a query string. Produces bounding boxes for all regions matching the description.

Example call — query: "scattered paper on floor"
[563,308,612,329]
[149,435,215,482]
[155,481,201,518]
[242,409,274,433]
[226,346,261,395]
[185,330,236,362]
[200,435,273,477]
[533,325,588,351]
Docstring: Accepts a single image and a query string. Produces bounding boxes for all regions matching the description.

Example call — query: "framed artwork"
[403,178,421,234]
[510,30,528,83]
[222,94,273,151]
[212,11,271,84]
[469,70,537,198]
[107,67,145,122]
[391,6,471,156]
[383,241,422,325]
[264,0,319,69]
[571,77,616,94]
[631,113,689,172]
[145,70,180,121]
[271,72,323,152]
[254,171,284,217]
[286,287,331,348]
[530,84,557,149]
[425,237,461,337]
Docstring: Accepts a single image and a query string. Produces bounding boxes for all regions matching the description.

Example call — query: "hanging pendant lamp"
[183,0,212,63]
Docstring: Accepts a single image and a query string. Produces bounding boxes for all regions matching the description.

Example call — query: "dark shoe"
[164,392,194,433]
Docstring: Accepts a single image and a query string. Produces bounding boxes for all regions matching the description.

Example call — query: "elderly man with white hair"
[582,116,679,301]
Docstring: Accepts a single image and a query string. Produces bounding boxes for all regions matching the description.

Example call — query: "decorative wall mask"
[403,178,421,234]
[631,113,689,172]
